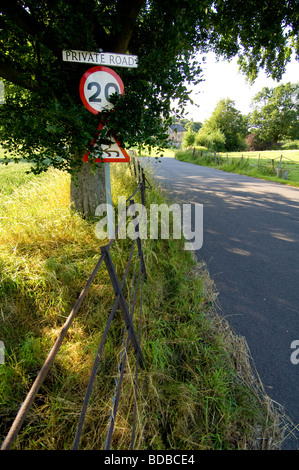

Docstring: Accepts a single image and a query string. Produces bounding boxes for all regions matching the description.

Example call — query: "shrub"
[280,140,299,150]
[182,130,196,148]
[245,133,275,151]
[196,128,226,152]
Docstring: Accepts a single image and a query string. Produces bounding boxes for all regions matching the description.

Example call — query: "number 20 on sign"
[80,65,129,163]
[79,65,124,115]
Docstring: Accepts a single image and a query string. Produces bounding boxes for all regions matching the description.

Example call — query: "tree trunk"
[70,161,106,217]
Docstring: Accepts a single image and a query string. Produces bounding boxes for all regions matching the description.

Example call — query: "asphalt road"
[145,156,299,450]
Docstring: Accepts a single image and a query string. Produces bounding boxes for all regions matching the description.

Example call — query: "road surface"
[145,156,299,450]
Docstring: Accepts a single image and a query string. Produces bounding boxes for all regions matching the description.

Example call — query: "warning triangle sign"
[83,123,130,163]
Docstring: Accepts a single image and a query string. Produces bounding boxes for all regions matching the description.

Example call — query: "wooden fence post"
[277,155,283,177]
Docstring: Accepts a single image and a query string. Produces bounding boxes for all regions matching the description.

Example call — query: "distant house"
[167,123,186,147]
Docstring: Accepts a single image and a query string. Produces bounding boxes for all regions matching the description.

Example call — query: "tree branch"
[109,0,146,53]
[91,16,111,51]
[0,58,39,91]
[0,0,60,57]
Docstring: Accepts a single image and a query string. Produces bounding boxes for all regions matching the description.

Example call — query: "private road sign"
[63,50,138,163]
[62,50,138,68]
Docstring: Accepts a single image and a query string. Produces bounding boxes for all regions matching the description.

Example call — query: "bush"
[196,128,226,152]
[245,133,275,151]
[182,130,196,148]
[280,140,299,150]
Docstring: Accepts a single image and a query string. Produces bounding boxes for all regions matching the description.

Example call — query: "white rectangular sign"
[62,50,138,68]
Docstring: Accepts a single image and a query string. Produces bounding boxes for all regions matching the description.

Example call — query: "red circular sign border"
[79,66,125,115]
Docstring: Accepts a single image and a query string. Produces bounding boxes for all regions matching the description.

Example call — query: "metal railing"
[1,158,151,451]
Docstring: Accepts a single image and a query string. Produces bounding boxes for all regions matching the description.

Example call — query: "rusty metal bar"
[104,331,131,449]
[141,168,146,206]
[104,266,142,450]
[72,240,137,450]
[130,270,145,450]
[129,199,147,279]
[100,246,145,368]
[72,292,120,450]
[1,251,107,450]
[1,165,151,450]
[104,183,142,251]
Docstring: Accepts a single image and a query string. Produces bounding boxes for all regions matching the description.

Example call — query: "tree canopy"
[0,0,299,175]
[196,99,248,151]
[249,82,299,145]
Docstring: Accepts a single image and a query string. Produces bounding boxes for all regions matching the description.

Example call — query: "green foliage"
[196,127,226,152]
[197,99,248,152]
[180,119,202,133]
[0,1,203,174]
[1,82,94,174]
[181,119,203,148]
[281,140,299,150]
[182,129,196,148]
[175,148,299,187]
[0,1,299,175]
[211,0,298,82]
[249,82,299,146]
[0,161,44,195]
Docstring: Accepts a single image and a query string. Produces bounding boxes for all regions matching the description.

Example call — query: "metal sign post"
[105,162,114,239]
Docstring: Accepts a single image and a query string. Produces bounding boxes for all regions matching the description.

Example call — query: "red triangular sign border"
[83,123,130,163]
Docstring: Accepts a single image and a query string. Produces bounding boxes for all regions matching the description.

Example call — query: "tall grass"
[0,161,286,449]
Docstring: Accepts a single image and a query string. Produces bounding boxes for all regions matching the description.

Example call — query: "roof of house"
[169,124,186,132]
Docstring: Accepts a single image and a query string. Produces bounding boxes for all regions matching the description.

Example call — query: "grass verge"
[0,161,287,450]
[175,149,299,187]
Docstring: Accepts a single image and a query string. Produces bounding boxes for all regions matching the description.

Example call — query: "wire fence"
[195,149,299,180]
[1,158,151,451]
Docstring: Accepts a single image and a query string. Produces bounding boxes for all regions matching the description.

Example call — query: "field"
[219,150,299,183]
[141,147,176,158]
[0,161,286,449]
[221,149,299,162]
[175,148,299,187]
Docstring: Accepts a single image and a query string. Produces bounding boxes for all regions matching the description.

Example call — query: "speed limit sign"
[79,66,124,115]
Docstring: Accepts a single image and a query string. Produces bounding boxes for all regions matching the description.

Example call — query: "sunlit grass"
[0,161,285,450]
[220,149,299,162]
[175,148,299,187]
[0,162,45,196]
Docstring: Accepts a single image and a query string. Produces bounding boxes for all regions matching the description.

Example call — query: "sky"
[184,52,299,123]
